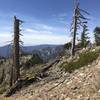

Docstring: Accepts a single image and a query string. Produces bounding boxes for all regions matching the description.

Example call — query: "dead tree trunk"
[13,16,20,83]
[71,0,89,56]
[9,65,13,87]
[0,68,5,84]
[71,5,77,56]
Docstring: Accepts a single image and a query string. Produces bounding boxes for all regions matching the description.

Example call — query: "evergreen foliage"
[94,27,100,46]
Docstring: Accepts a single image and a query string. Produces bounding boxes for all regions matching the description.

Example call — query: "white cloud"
[24,22,68,37]
[25,29,34,33]
[35,24,54,31]
[22,25,71,46]
[0,22,70,46]
[28,23,66,33]
[0,13,70,46]
[22,33,71,46]
[0,33,12,46]
[25,28,39,33]
[0,30,71,46]
[53,13,68,24]
[25,28,53,35]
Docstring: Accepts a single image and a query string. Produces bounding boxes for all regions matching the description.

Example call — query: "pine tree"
[94,27,100,46]
[81,25,89,48]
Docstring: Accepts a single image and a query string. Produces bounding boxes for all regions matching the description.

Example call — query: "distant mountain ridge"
[0,44,64,61]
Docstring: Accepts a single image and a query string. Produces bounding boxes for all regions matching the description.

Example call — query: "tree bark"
[13,16,20,83]
[71,8,77,56]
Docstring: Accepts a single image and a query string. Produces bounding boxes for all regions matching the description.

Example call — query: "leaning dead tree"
[71,0,89,56]
[11,16,23,85]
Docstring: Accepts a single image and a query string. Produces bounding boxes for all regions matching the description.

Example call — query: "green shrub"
[23,53,43,69]
[60,50,100,73]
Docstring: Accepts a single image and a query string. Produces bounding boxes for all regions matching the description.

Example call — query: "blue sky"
[0,0,100,46]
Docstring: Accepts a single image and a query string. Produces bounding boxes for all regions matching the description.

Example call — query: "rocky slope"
[6,56,100,100]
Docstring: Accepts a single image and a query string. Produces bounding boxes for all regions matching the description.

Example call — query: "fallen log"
[4,58,60,97]
[41,58,60,73]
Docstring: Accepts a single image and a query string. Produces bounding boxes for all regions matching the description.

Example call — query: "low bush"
[60,50,100,73]
[23,53,43,69]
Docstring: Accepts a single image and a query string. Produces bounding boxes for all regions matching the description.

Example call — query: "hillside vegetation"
[0,46,99,100]
[60,47,100,72]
